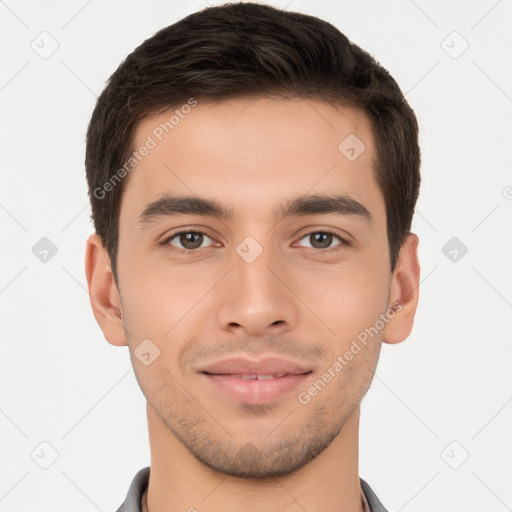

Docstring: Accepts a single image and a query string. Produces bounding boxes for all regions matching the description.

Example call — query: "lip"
[198,356,312,404]
[198,356,311,376]
[202,373,311,404]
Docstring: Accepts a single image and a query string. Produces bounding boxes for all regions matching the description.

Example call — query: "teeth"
[230,373,287,380]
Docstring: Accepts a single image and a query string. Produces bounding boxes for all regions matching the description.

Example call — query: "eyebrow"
[138,193,372,225]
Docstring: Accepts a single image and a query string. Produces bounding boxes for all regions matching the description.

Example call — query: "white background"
[1,1,511,511]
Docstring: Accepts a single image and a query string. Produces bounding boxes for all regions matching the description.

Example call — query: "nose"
[216,244,299,337]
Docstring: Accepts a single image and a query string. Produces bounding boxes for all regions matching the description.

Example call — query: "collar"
[116,467,389,512]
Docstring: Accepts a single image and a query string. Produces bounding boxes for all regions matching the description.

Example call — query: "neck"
[144,403,364,512]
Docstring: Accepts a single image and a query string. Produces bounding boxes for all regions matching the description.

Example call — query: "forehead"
[121,97,382,223]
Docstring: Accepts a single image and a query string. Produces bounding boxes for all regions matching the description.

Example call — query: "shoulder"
[360,478,389,512]
[115,466,150,512]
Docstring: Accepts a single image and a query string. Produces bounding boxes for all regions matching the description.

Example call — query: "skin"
[85,98,420,512]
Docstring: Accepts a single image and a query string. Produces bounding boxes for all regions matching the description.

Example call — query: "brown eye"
[310,232,333,249]
[167,231,213,251]
[296,231,346,250]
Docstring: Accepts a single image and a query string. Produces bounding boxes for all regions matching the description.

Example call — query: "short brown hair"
[86,2,420,283]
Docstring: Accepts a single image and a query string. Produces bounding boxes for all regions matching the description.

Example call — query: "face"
[98,98,414,478]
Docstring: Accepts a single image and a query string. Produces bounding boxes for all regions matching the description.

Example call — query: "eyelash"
[161,229,350,255]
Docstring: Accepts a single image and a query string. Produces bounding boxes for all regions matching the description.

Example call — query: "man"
[85,3,420,511]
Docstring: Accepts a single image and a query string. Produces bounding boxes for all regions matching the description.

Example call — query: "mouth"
[197,355,311,376]
[206,373,293,380]
[197,355,313,404]
[201,372,312,404]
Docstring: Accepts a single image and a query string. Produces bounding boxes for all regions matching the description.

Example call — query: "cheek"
[290,257,390,344]
[118,253,220,362]
[118,245,184,321]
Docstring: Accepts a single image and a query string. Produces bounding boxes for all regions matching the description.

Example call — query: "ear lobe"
[85,233,127,347]
[382,233,420,345]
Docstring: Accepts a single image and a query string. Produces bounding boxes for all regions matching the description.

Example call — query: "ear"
[85,233,127,346]
[382,233,420,345]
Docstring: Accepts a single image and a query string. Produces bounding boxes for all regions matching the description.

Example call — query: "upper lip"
[198,356,312,375]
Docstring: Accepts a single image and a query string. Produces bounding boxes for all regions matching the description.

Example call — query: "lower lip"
[202,373,311,404]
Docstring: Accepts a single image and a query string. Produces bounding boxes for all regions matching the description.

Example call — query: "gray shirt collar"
[116,467,389,512]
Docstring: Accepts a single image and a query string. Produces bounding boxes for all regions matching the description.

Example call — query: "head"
[85,2,420,478]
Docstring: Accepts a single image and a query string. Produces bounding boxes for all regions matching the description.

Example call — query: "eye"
[161,229,349,254]
[296,230,348,251]
[164,230,216,252]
